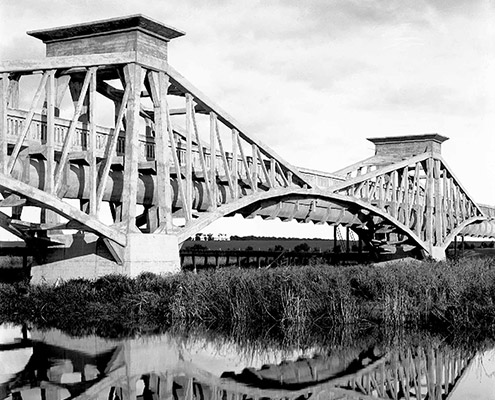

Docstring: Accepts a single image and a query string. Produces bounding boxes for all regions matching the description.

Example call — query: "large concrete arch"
[0,173,126,245]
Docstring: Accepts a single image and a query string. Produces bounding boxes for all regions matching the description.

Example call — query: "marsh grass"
[0,258,494,338]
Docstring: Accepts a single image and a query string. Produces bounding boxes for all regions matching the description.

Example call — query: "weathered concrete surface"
[430,246,446,261]
[30,233,124,284]
[30,232,180,284]
[124,233,180,277]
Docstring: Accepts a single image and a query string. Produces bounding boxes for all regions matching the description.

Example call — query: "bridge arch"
[0,173,126,246]
[177,187,434,255]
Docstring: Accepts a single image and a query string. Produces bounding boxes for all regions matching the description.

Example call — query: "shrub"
[0,259,494,338]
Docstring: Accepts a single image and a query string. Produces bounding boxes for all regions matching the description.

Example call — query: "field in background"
[182,238,352,252]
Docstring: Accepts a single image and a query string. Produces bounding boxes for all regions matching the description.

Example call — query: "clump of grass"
[0,258,494,338]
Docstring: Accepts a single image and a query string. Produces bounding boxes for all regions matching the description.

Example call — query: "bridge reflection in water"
[0,327,478,400]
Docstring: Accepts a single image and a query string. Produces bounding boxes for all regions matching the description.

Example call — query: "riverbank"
[0,258,494,339]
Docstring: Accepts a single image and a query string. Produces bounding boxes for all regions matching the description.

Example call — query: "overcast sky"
[0,0,494,238]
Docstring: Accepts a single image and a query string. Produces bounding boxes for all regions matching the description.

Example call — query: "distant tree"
[294,242,310,252]
[190,244,207,251]
[245,246,254,251]
[274,244,284,252]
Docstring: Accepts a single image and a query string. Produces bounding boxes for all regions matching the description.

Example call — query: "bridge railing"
[297,166,345,189]
[6,108,284,181]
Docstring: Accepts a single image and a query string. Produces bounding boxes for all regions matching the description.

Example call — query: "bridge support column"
[123,234,180,277]
[429,246,446,261]
[30,233,125,284]
[29,233,180,284]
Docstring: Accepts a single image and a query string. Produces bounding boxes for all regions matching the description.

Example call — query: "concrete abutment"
[30,233,180,284]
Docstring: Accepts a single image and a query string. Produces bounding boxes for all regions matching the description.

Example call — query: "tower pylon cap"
[27,15,185,59]
[27,14,185,43]
[367,133,449,156]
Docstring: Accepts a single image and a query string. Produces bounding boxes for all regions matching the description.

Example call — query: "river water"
[0,324,494,400]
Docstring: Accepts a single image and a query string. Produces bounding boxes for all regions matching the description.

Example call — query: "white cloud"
[0,0,494,240]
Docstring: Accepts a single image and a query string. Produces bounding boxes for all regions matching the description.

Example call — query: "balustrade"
[6,109,265,179]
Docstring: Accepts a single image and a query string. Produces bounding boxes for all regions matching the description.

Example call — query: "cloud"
[0,0,494,207]
[356,83,489,117]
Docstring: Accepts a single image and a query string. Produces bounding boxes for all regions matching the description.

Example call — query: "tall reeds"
[0,258,494,338]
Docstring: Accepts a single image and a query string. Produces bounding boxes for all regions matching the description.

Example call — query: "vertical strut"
[122,63,143,231]
[88,69,97,215]
[45,71,56,194]
[42,69,59,238]
[215,118,234,198]
[231,129,239,198]
[251,143,258,192]
[257,148,272,187]
[434,160,442,245]
[0,74,8,174]
[7,74,20,109]
[402,166,410,226]
[413,163,422,238]
[236,131,254,190]
[185,94,193,220]
[147,71,173,232]
[425,158,434,247]
[209,112,217,209]
[165,89,190,222]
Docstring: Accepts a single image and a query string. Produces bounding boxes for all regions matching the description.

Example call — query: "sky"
[0,0,494,238]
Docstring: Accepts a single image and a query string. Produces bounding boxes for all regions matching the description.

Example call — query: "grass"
[0,258,494,339]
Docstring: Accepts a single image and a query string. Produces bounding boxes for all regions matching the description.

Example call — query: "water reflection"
[0,324,492,400]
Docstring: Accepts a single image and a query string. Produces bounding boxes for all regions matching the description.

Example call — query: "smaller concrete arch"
[177,187,431,255]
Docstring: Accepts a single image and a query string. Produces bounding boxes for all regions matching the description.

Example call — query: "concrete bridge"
[0,15,494,282]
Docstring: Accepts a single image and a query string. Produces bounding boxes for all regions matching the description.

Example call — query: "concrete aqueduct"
[0,15,494,282]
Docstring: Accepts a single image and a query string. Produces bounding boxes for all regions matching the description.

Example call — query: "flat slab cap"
[367,133,449,145]
[27,14,185,42]
[367,134,449,156]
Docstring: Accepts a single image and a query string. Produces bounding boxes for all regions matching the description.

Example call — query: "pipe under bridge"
[0,15,493,282]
